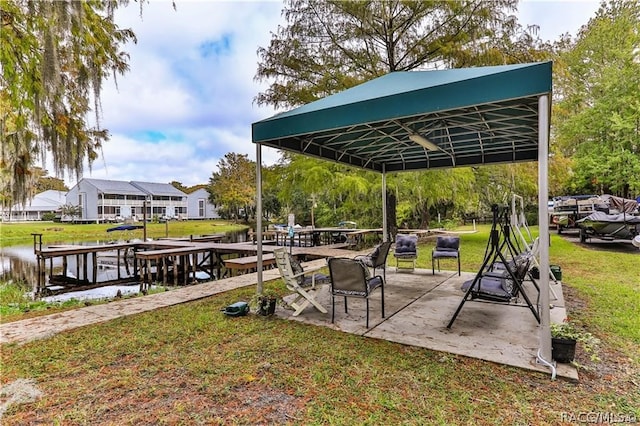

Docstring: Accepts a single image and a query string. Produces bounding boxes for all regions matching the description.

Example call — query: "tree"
[1,0,139,205]
[169,181,189,193]
[255,0,548,225]
[60,203,81,222]
[207,153,256,222]
[256,0,537,109]
[35,169,68,192]
[390,168,475,228]
[553,0,640,197]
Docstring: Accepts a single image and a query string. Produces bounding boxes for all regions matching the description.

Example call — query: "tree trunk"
[386,190,397,240]
[420,202,430,229]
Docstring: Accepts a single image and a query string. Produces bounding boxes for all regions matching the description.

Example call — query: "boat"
[106,224,144,232]
[550,194,605,234]
[577,211,640,242]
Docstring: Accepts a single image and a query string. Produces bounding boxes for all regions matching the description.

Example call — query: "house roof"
[11,190,67,211]
[73,178,187,197]
[252,62,552,172]
[131,181,187,197]
[82,178,147,196]
[187,188,209,198]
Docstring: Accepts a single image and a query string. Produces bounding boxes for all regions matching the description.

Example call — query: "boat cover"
[578,211,640,224]
[600,194,639,214]
[107,225,144,232]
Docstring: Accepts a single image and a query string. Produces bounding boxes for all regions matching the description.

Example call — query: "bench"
[223,253,276,276]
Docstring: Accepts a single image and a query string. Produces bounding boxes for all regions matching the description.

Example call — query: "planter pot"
[552,337,576,363]
[257,297,277,316]
[550,265,562,281]
[530,266,561,280]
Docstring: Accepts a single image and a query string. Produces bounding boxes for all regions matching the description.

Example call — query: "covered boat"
[577,211,640,242]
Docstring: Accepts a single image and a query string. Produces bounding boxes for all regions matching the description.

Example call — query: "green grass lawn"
[1,225,638,424]
[0,219,247,247]
[0,220,248,321]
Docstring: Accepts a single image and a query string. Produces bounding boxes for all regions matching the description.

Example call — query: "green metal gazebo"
[251,61,556,377]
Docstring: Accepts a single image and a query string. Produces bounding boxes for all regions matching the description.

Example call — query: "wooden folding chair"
[273,248,329,316]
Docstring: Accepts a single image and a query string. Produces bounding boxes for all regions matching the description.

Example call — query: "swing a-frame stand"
[447,204,541,329]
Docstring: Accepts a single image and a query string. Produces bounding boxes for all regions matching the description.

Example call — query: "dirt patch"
[0,379,43,420]
[216,382,305,425]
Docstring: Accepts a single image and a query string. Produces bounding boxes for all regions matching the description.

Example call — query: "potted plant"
[253,291,279,316]
[550,319,600,363]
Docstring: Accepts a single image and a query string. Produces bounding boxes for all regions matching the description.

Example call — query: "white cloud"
[60,0,600,188]
[517,0,600,41]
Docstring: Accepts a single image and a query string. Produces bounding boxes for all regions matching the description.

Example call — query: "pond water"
[0,229,249,302]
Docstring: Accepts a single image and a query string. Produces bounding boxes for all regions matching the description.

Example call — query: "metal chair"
[431,236,461,275]
[328,257,384,328]
[353,241,392,282]
[393,234,418,271]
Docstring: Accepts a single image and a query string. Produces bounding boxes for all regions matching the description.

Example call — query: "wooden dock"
[32,233,137,296]
[250,227,383,248]
[31,233,361,297]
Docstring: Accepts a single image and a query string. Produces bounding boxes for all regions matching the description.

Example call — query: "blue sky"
[58,0,601,188]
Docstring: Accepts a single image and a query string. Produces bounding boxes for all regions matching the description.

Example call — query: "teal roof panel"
[252,62,552,172]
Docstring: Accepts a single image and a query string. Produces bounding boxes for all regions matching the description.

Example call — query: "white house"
[66,178,188,222]
[186,188,220,219]
[2,190,67,221]
[130,181,189,219]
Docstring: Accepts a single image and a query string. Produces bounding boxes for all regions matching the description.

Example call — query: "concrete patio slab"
[1,255,577,381]
[278,267,577,380]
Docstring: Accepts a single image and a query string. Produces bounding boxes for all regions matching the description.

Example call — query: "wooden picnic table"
[223,253,277,276]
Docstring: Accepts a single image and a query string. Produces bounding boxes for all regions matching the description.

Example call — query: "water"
[0,229,248,301]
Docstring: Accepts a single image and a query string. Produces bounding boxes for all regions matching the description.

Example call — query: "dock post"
[191,253,197,284]
[116,249,122,280]
[31,233,42,253]
[92,252,98,284]
[145,258,152,292]
[83,253,88,283]
[173,255,178,287]
[137,257,143,292]
[162,258,168,286]
[209,250,216,281]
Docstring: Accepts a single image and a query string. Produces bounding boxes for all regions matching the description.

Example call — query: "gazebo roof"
[252,62,552,172]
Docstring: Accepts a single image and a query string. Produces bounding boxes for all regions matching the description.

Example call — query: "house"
[130,181,188,220]
[2,190,67,221]
[66,178,188,222]
[186,188,220,219]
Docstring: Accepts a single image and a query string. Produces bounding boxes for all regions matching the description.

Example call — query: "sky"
[56,0,601,189]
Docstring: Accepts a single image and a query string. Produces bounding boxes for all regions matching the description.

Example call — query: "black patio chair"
[353,241,392,282]
[328,257,385,328]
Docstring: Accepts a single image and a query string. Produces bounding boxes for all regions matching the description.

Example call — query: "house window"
[98,206,120,215]
[198,199,205,217]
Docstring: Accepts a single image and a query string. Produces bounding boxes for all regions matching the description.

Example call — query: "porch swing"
[447,204,541,329]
